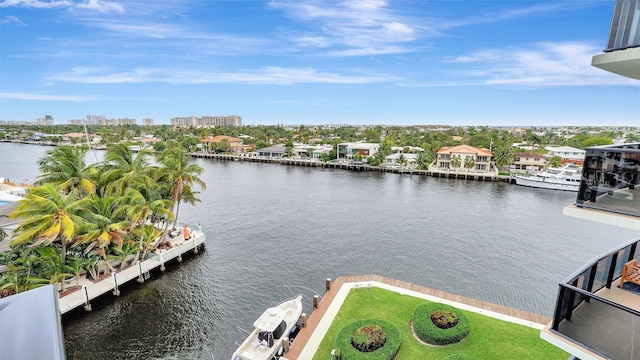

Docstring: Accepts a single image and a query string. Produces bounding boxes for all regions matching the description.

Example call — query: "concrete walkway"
[285,274,550,359]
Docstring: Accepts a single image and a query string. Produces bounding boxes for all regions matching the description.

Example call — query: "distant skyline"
[0,0,638,126]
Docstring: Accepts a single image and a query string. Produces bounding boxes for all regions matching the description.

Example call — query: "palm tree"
[65,256,90,288]
[121,186,173,264]
[101,144,154,196]
[157,147,206,228]
[75,195,129,273]
[450,155,461,169]
[492,146,515,168]
[9,184,87,292]
[36,146,97,195]
[464,156,476,171]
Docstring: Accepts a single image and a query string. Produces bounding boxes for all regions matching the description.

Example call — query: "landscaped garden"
[312,287,568,359]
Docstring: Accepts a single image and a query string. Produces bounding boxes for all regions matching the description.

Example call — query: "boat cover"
[253,306,286,331]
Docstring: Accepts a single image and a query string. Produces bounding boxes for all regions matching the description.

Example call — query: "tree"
[102,144,154,196]
[75,195,129,273]
[549,156,563,168]
[396,154,407,167]
[36,146,97,195]
[157,147,206,228]
[450,155,461,169]
[121,186,172,264]
[582,137,614,148]
[9,184,87,292]
[464,156,476,170]
[492,146,515,167]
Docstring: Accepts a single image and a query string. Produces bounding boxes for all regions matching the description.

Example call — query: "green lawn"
[312,287,568,360]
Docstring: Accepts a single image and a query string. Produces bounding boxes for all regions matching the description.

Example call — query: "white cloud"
[1,15,24,24]
[403,41,638,88]
[47,66,398,85]
[269,0,420,56]
[0,92,99,102]
[0,0,124,14]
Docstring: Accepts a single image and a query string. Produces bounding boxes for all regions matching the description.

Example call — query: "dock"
[190,152,508,182]
[58,226,206,315]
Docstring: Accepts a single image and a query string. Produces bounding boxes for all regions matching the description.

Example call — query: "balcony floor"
[543,280,640,360]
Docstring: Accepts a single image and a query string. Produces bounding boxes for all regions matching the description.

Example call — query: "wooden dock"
[58,227,206,315]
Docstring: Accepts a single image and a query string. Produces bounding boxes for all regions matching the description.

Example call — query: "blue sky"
[0,0,638,126]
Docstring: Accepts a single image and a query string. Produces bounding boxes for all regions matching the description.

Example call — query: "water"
[1,142,637,359]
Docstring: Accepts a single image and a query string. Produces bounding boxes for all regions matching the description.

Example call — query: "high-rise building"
[170,115,242,127]
[142,118,154,126]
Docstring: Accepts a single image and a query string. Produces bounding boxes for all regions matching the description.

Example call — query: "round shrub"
[443,355,473,360]
[335,319,401,359]
[412,303,469,345]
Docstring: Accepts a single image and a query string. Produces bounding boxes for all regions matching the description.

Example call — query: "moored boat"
[513,164,581,192]
[232,295,303,360]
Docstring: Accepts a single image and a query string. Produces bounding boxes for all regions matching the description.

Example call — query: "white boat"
[513,164,582,192]
[232,295,303,360]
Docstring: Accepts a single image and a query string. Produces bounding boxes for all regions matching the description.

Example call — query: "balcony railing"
[550,236,640,359]
[605,0,640,51]
[575,143,640,218]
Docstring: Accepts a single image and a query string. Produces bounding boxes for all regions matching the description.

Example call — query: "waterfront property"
[337,142,381,161]
[542,3,640,357]
[432,144,493,172]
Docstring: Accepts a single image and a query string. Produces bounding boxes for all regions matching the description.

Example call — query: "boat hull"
[513,175,579,192]
[232,295,303,360]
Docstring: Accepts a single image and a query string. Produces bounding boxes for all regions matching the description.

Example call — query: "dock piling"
[300,313,307,328]
[282,337,290,353]
[160,253,166,272]
[325,278,331,292]
[112,272,120,296]
[83,285,92,311]
[313,294,319,309]
[137,261,144,283]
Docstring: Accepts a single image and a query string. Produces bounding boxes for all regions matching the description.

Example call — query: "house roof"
[64,132,85,138]
[437,145,492,156]
[516,152,545,159]
[201,135,243,143]
[257,145,285,153]
[544,146,585,153]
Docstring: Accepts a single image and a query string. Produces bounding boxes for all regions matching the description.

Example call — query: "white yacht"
[513,164,581,192]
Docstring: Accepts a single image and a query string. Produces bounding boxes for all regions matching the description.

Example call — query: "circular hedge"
[334,319,401,359]
[412,303,469,345]
[443,355,473,360]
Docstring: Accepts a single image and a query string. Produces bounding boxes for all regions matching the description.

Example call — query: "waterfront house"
[514,152,547,171]
[201,135,248,154]
[541,1,640,359]
[337,142,380,161]
[292,144,333,158]
[257,145,286,158]
[544,146,586,165]
[433,144,493,172]
[384,153,418,168]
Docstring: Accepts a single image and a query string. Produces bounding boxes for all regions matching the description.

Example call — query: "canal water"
[1,142,637,359]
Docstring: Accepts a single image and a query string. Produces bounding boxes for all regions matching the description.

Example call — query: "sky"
[0,0,638,126]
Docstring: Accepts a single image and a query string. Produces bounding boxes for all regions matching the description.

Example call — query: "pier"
[190,152,507,182]
[58,226,206,315]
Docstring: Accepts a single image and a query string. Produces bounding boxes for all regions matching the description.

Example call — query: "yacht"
[512,164,581,192]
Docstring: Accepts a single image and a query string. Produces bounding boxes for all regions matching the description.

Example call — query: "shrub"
[443,355,473,360]
[413,303,469,345]
[334,319,401,359]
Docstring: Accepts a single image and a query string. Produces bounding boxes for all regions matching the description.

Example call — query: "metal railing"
[551,236,640,359]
